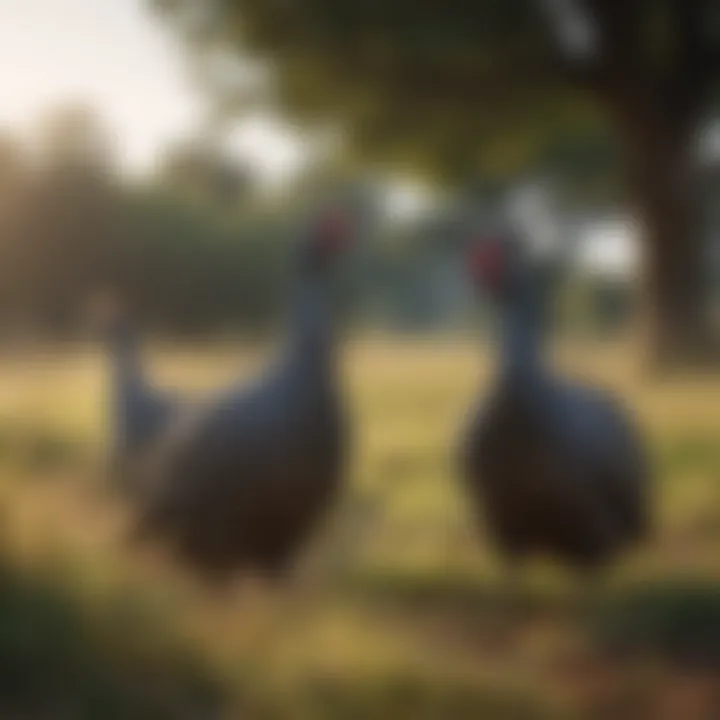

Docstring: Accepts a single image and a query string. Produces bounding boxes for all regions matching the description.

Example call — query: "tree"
[9,105,119,332]
[159,140,256,206]
[33,105,116,176]
[0,134,27,324]
[154,0,720,366]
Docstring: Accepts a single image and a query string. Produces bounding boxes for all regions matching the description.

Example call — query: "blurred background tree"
[158,140,256,207]
[0,106,639,343]
[153,0,720,367]
[0,103,293,338]
[5,106,119,335]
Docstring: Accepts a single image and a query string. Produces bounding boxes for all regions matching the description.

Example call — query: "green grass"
[0,340,718,717]
[593,580,720,666]
[0,546,223,719]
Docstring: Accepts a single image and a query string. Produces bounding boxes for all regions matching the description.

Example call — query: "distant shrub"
[0,555,225,719]
[591,581,720,667]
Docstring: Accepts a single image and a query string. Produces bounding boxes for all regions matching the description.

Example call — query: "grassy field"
[0,338,719,718]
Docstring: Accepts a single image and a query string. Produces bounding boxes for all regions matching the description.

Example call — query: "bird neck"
[498,277,549,385]
[109,329,146,398]
[287,271,336,376]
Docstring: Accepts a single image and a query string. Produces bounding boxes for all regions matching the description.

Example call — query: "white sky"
[575,217,640,278]
[0,0,313,186]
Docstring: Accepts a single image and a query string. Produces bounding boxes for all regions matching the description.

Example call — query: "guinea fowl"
[104,309,181,491]
[461,231,649,572]
[133,210,354,582]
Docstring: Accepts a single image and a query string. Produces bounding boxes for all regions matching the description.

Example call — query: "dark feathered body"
[461,233,649,571]
[137,357,347,580]
[463,375,648,570]
[133,216,353,582]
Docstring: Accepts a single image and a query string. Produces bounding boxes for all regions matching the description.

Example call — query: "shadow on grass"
[0,420,88,474]
[591,579,720,668]
[276,673,554,720]
[336,566,580,621]
[0,554,562,720]
[0,553,225,719]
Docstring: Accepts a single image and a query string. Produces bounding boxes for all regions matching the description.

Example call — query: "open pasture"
[0,339,718,718]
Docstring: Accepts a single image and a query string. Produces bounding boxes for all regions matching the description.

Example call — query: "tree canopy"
[154,0,720,365]
[154,0,614,184]
[153,1,719,185]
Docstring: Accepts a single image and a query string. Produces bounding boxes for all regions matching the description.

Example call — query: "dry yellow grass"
[0,339,718,718]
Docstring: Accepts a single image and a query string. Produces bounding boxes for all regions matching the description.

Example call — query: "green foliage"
[154,1,720,186]
[0,103,640,338]
[0,555,224,719]
[0,109,291,336]
[2,177,292,335]
[154,0,606,185]
[592,581,720,667]
[110,187,290,333]
[159,139,256,206]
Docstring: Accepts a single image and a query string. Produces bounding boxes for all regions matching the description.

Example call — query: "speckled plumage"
[461,235,649,570]
[463,374,648,569]
[134,216,351,582]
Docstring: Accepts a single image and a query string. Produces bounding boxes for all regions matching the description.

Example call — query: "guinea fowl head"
[466,232,524,303]
[86,292,137,349]
[299,208,356,272]
[467,229,561,377]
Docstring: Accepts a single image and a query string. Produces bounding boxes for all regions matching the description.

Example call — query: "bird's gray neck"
[109,329,146,397]
[287,272,336,377]
[498,277,548,386]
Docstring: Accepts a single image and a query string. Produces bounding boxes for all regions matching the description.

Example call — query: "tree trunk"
[623,116,716,370]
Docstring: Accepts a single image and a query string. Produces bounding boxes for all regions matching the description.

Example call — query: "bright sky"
[576,217,640,278]
[0,0,312,185]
